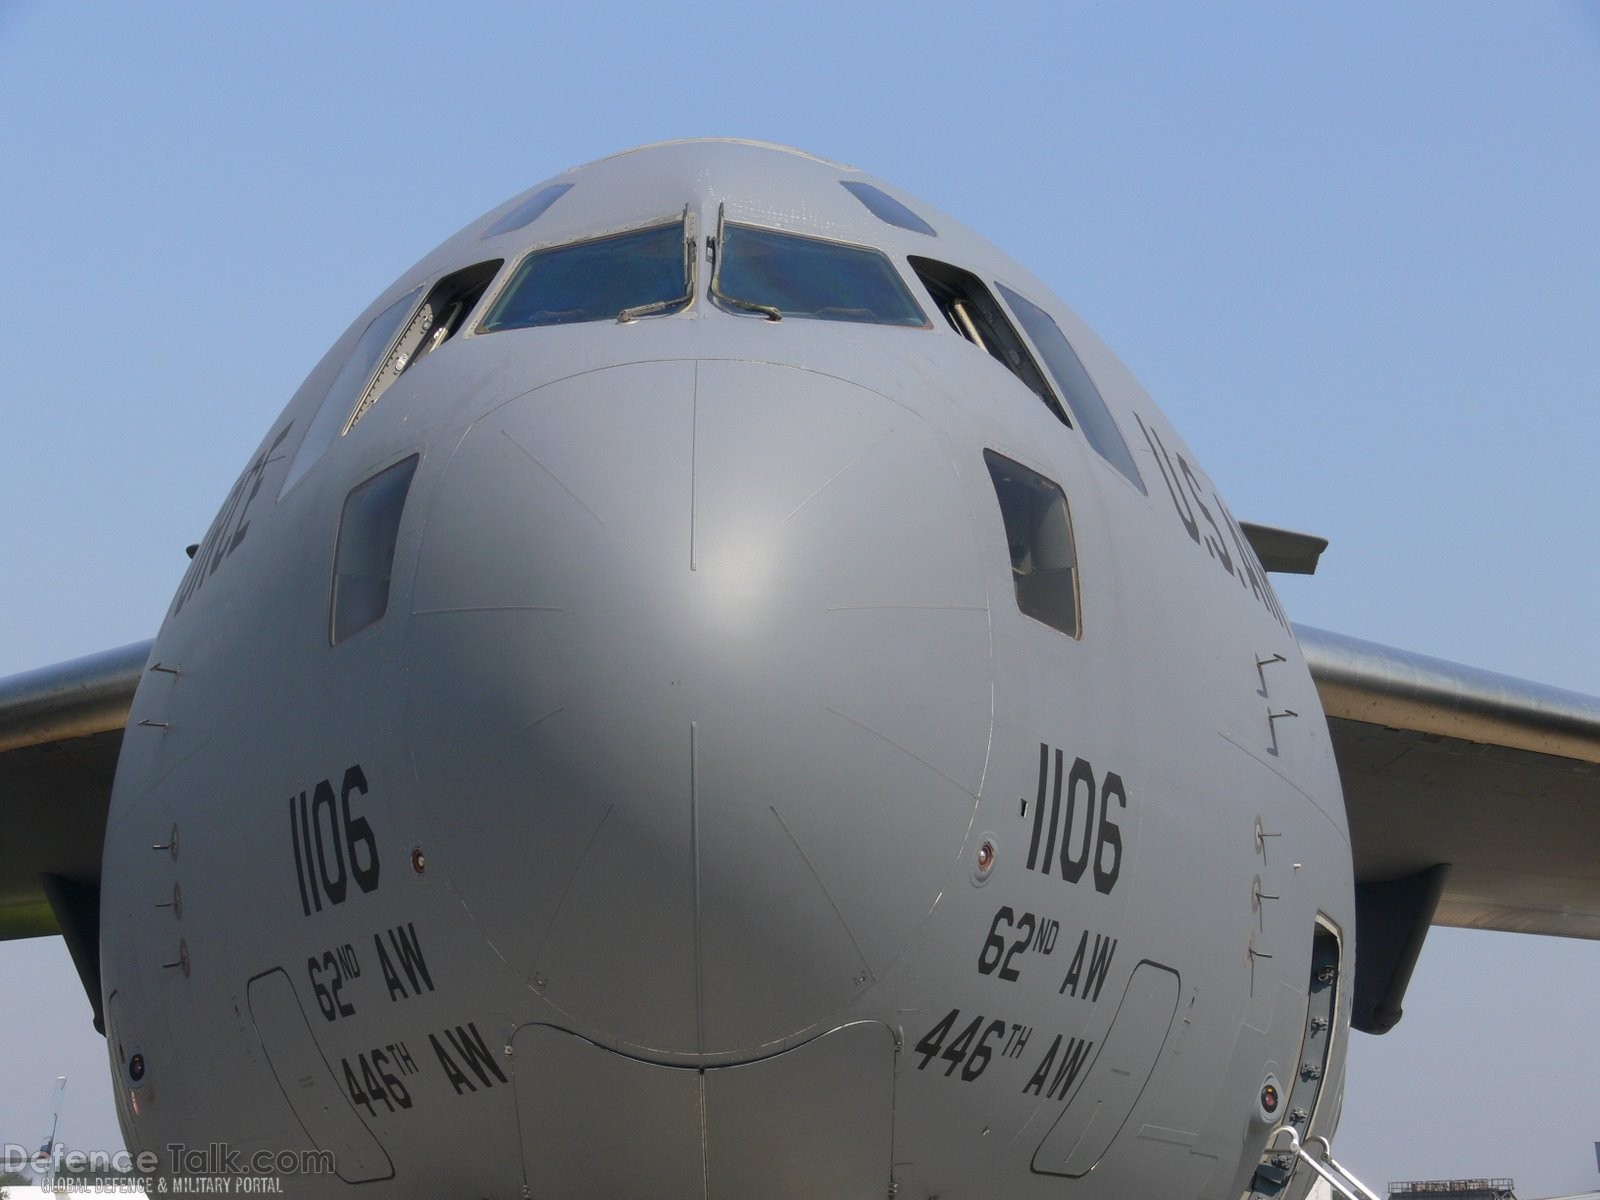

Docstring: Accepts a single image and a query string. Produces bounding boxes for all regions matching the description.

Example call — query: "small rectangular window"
[985,450,1080,638]
[331,456,419,645]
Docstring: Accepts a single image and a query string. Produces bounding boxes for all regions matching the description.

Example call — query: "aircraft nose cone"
[405,359,992,1058]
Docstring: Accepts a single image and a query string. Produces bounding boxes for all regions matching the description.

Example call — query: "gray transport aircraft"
[3,139,1598,1199]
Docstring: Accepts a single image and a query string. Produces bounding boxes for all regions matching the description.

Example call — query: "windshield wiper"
[708,203,782,321]
[619,206,697,323]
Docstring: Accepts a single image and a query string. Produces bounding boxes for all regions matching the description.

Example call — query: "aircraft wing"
[1299,624,1600,1031]
[1299,624,1600,947]
[1299,624,1600,938]
[0,641,150,941]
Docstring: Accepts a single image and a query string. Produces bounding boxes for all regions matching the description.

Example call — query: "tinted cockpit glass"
[840,181,937,237]
[985,450,1080,638]
[997,284,1145,492]
[480,182,572,240]
[281,284,425,497]
[480,220,689,331]
[716,224,925,326]
[331,455,419,645]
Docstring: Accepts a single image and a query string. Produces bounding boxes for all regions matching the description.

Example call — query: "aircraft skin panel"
[1299,625,1600,938]
[0,641,149,940]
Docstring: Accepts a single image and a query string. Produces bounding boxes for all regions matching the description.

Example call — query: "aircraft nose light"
[404,359,994,1058]
[1259,1077,1282,1118]
[973,835,998,885]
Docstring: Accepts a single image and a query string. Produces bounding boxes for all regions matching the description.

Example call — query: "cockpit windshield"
[714,222,926,326]
[479,217,692,331]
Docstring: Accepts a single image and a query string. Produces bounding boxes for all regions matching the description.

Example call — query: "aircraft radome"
[4,139,1598,1200]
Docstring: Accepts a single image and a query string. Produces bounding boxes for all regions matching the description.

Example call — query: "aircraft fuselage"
[97,140,1352,1198]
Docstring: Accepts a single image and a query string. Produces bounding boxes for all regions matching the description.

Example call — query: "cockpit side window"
[713,222,927,326]
[985,450,1080,638]
[479,218,692,332]
[997,284,1145,493]
[281,285,425,497]
[347,260,503,432]
[280,261,502,497]
[909,257,1066,424]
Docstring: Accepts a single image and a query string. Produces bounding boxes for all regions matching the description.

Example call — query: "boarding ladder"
[1263,1127,1383,1200]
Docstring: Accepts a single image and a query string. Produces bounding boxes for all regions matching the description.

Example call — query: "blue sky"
[2,1,1598,1193]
